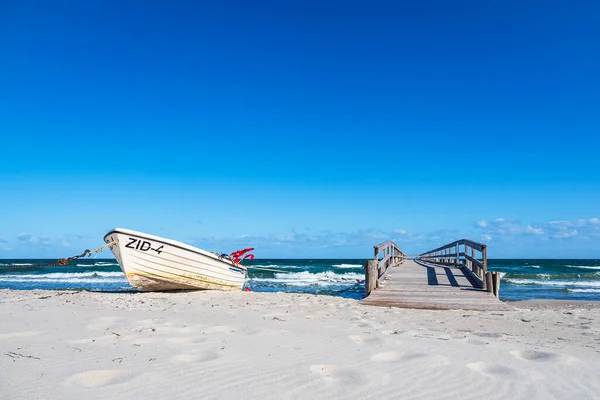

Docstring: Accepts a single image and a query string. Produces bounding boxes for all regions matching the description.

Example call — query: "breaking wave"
[0,271,125,281]
[567,265,600,270]
[504,278,600,288]
[251,271,363,287]
[332,263,362,269]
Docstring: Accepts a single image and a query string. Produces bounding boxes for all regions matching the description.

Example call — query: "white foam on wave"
[567,288,600,293]
[0,271,124,279]
[75,263,119,267]
[332,264,362,269]
[250,264,302,270]
[251,270,363,287]
[505,278,600,288]
[567,265,600,270]
[527,265,541,268]
[0,277,127,284]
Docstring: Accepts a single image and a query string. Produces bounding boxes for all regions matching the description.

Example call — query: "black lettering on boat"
[126,238,137,249]
[152,245,164,254]
[126,238,164,254]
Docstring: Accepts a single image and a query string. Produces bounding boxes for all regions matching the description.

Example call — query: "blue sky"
[1,1,599,258]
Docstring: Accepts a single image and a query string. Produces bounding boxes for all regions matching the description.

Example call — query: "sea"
[1,258,600,302]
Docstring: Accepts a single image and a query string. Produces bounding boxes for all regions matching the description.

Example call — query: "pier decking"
[361,239,511,311]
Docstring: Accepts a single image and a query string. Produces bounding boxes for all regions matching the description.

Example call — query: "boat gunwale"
[104,228,248,272]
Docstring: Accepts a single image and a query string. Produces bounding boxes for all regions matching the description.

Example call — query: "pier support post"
[485,272,493,293]
[364,260,378,297]
[492,272,501,297]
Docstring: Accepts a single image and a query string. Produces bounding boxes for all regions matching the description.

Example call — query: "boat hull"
[103,228,247,291]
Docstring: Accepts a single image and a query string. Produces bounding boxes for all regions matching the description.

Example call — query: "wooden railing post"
[367,240,405,297]
[482,246,487,273]
[482,245,488,287]
[419,239,498,294]
[455,243,459,266]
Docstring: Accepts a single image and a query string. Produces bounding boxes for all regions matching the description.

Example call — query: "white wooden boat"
[103,228,251,291]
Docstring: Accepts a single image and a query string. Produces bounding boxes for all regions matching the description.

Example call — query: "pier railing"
[364,240,406,296]
[418,239,501,297]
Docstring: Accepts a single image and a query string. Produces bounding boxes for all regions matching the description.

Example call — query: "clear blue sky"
[1,1,599,258]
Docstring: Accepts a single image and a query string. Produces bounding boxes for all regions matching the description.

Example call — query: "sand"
[1,290,600,399]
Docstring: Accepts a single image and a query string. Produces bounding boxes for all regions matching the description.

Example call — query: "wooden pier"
[361,239,510,311]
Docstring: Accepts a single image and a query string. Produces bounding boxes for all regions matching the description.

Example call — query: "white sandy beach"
[1,290,600,399]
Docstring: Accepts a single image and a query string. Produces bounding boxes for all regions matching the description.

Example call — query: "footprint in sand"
[463,338,489,346]
[203,325,236,335]
[348,333,383,345]
[357,321,377,329]
[167,336,207,344]
[371,351,449,366]
[310,364,366,386]
[509,350,561,362]
[65,370,133,388]
[172,351,220,363]
[472,332,503,339]
[371,351,406,362]
[242,327,288,336]
[467,362,517,378]
[239,327,262,336]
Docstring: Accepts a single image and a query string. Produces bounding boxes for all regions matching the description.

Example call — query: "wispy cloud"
[474,217,600,242]
[3,217,599,257]
[526,225,544,235]
[186,227,424,256]
[15,233,71,248]
[17,233,33,242]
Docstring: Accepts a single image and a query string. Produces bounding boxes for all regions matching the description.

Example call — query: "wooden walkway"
[360,240,511,311]
[361,260,511,310]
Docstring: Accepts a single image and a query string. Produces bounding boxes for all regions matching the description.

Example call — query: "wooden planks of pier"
[360,240,511,311]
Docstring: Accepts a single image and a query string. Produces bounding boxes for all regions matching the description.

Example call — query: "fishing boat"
[103,228,253,291]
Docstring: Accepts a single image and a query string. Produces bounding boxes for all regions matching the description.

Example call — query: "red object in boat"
[230,248,255,263]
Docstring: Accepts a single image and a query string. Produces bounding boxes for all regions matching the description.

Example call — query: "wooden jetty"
[361,239,511,311]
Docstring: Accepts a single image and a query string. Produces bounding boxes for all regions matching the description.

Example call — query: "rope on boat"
[0,241,117,274]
